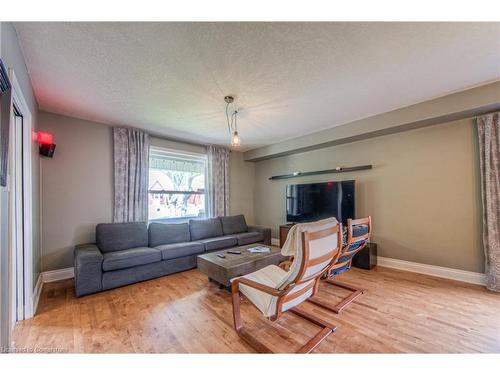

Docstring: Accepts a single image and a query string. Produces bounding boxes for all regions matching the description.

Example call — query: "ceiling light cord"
[225,101,238,132]
[225,102,232,133]
[231,110,238,132]
[224,95,241,147]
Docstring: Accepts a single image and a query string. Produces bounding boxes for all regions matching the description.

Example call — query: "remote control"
[216,253,226,258]
[227,250,241,254]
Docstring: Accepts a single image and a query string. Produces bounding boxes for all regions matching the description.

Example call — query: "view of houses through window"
[148,147,207,222]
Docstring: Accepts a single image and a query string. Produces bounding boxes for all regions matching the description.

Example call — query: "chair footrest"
[290,306,337,331]
[237,328,274,354]
[309,285,364,314]
[325,279,364,292]
[297,327,333,354]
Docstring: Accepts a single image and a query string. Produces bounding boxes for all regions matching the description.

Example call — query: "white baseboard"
[42,267,74,283]
[32,274,43,315]
[377,256,486,286]
[28,268,73,317]
[271,238,280,246]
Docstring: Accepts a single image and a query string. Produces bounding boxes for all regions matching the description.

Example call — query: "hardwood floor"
[12,266,500,353]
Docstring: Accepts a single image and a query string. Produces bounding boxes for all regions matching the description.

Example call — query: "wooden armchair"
[231,218,342,353]
[309,216,372,313]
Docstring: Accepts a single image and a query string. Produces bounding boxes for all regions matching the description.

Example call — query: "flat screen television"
[286,180,355,225]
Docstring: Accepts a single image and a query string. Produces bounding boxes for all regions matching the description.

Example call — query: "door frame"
[9,70,34,321]
[10,110,24,326]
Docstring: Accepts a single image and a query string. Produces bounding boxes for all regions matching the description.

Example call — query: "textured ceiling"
[14,22,500,150]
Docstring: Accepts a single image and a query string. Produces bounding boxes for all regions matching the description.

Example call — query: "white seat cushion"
[234,265,287,317]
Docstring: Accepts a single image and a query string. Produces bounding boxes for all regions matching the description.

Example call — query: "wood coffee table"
[197,244,287,289]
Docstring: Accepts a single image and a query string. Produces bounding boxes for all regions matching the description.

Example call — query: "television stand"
[352,242,377,270]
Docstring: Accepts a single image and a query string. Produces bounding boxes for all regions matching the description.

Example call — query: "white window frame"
[148,146,208,222]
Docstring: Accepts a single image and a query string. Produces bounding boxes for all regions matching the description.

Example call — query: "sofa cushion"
[235,231,264,246]
[102,247,161,271]
[220,214,248,235]
[148,222,191,247]
[200,235,238,251]
[156,242,205,261]
[96,222,148,253]
[189,218,223,240]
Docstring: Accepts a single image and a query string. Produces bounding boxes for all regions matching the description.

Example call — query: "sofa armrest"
[74,243,103,297]
[247,225,271,245]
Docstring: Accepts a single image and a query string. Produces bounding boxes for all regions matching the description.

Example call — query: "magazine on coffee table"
[247,245,271,253]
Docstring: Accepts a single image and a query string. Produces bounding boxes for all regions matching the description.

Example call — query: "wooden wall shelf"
[269,165,372,180]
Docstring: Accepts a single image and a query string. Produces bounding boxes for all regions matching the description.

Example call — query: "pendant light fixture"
[224,95,241,147]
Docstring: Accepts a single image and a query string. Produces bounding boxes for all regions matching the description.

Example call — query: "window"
[148,147,207,222]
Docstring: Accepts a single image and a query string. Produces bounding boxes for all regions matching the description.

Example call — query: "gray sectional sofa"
[74,214,271,297]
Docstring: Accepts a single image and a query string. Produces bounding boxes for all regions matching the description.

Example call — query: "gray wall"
[39,111,255,271]
[0,22,40,345]
[39,112,113,271]
[229,151,255,224]
[253,118,484,273]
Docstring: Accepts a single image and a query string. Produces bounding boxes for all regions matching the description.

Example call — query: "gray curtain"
[207,145,230,217]
[477,112,500,292]
[113,127,150,222]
